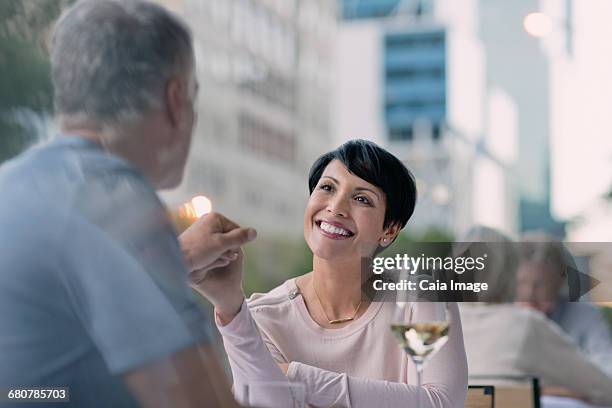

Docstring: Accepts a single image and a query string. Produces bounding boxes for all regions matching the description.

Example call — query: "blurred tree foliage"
[379,226,454,257]
[242,237,313,296]
[0,0,72,164]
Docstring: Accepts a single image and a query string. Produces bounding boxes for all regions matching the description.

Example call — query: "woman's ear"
[380,222,401,247]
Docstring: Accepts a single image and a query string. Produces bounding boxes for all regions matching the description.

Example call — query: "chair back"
[469,376,540,408]
[465,385,494,408]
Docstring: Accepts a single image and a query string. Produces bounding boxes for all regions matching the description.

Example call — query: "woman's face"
[304,159,395,261]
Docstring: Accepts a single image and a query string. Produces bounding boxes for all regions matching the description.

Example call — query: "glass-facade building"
[384,29,446,142]
[338,0,565,236]
[341,0,432,20]
[339,0,446,143]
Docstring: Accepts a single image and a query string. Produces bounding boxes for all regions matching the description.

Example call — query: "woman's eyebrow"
[321,176,381,200]
[321,176,338,183]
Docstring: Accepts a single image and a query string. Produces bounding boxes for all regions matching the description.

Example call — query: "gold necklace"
[312,280,363,324]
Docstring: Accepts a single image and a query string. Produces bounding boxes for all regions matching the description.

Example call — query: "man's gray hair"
[51,0,193,126]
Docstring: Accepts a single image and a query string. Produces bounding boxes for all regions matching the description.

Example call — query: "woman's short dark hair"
[308,139,417,229]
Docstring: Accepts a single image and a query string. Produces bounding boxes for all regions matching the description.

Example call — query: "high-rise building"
[156,0,336,235]
[341,0,432,20]
[336,0,568,236]
[384,28,446,143]
[477,0,564,236]
[544,0,612,242]
[336,0,486,234]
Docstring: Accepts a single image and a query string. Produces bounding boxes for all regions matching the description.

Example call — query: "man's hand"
[179,212,256,273]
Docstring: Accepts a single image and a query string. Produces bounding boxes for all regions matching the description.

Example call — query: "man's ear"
[165,77,185,128]
[380,222,402,247]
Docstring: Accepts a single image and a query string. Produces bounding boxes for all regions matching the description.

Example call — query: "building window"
[384,28,446,143]
[238,64,296,111]
[389,127,413,142]
[186,161,227,197]
[239,113,296,163]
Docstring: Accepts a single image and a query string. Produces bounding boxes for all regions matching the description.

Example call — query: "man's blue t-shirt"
[0,136,210,407]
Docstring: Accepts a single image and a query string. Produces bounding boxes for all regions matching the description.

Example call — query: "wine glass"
[390,274,451,408]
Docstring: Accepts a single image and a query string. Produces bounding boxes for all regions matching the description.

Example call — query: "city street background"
[1,0,611,308]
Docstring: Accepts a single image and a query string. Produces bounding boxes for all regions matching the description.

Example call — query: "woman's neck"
[310,256,365,316]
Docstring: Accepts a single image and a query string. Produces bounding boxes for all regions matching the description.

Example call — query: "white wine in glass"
[391,301,450,408]
[390,321,449,365]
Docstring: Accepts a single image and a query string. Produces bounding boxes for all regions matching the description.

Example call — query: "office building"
[156,0,336,235]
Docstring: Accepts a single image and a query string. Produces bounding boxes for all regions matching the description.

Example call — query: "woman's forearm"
[215,300,292,407]
[288,361,463,408]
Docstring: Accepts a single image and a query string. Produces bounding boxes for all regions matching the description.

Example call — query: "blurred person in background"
[0,1,255,407]
[516,233,612,376]
[459,227,612,407]
[192,140,469,408]
[451,226,518,304]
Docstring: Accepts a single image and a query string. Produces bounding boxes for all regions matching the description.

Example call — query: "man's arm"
[124,342,241,408]
[120,210,260,408]
[65,196,254,407]
[516,310,612,405]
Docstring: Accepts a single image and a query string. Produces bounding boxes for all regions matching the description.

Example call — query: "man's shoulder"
[0,136,168,268]
[0,140,78,239]
[0,136,149,204]
[31,136,163,229]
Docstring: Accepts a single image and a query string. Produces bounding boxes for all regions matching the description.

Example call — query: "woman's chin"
[311,246,360,263]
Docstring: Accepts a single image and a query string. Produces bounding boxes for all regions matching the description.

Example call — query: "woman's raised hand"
[178,212,256,323]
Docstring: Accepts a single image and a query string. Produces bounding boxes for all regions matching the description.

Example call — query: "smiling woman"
[302,140,417,326]
[201,139,469,408]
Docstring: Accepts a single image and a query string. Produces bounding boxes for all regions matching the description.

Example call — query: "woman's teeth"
[319,221,352,236]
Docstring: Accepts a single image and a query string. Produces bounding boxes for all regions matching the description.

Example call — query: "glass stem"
[416,362,424,408]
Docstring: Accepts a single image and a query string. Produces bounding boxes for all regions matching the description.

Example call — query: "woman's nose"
[326,195,348,217]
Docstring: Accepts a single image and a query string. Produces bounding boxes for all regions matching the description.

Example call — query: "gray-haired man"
[0,1,250,407]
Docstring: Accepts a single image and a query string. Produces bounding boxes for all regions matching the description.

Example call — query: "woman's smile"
[315,219,355,240]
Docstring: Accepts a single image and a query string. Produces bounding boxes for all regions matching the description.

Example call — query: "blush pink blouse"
[216,278,468,408]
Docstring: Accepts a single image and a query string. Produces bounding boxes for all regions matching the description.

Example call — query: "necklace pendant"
[328,317,354,324]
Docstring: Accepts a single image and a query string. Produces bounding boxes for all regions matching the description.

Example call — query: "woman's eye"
[319,184,333,192]
[355,196,371,205]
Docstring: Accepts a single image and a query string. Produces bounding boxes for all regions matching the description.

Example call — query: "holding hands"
[179,212,256,324]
